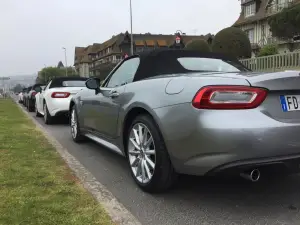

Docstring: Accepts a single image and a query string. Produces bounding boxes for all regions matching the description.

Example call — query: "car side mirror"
[34,86,42,93]
[86,78,101,94]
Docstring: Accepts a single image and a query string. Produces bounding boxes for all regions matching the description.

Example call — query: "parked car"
[22,86,32,107]
[18,88,26,103]
[33,85,45,115]
[34,76,88,124]
[24,83,45,112]
[68,49,300,193]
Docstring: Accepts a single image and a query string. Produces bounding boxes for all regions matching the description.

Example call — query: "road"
[16,99,300,225]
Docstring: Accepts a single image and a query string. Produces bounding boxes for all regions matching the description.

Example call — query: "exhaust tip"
[250,169,260,182]
[240,169,261,182]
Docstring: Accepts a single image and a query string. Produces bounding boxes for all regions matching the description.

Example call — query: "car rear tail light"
[192,85,268,109]
[31,91,37,96]
[51,92,70,98]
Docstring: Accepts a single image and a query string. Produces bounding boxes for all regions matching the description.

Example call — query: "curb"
[13,98,142,225]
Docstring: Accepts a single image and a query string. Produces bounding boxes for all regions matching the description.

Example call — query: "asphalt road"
[16,99,300,225]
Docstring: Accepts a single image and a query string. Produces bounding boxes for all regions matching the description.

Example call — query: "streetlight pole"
[130,0,134,55]
[62,47,68,76]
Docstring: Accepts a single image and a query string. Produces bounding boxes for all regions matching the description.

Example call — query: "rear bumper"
[153,103,300,176]
[47,98,72,117]
[206,154,300,176]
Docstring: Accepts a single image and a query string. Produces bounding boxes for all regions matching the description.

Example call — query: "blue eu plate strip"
[280,95,288,112]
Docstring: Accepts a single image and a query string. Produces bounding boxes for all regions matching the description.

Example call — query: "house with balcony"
[74,31,213,79]
[233,0,300,57]
[74,45,94,77]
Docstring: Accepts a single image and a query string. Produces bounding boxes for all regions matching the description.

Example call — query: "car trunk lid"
[245,71,300,123]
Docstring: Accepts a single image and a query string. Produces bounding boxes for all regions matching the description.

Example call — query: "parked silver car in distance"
[69,49,300,193]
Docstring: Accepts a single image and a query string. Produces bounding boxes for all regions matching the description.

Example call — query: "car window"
[62,80,86,87]
[177,57,247,72]
[105,57,140,88]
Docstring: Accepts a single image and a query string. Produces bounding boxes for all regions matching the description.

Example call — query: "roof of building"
[74,32,214,65]
[233,0,300,26]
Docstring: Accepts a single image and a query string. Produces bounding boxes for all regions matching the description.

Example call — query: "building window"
[244,3,256,17]
[136,46,144,53]
[245,28,254,43]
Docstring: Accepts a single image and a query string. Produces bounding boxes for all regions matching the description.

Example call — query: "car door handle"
[108,90,119,98]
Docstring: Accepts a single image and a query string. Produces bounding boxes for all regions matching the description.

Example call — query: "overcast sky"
[0,0,240,76]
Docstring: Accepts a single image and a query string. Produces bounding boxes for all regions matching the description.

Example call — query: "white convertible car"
[35,76,88,124]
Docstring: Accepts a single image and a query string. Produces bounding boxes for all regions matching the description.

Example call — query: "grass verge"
[0,99,113,225]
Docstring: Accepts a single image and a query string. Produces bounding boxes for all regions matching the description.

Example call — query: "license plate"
[280,95,300,112]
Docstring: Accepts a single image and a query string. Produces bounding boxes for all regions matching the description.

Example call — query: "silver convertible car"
[69,49,300,193]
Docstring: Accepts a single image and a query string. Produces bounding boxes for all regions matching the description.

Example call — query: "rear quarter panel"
[117,74,250,136]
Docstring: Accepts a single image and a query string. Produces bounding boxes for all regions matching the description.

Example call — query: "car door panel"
[91,57,140,139]
[81,95,97,131]
[93,86,126,138]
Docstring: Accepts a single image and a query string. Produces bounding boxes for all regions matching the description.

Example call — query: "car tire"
[70,105,85,142]
[126,114,178,193]
[43,103,54,125]
[28,99,34,112]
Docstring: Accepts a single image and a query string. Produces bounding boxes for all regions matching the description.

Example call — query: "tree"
[12,84,24,93]
[257,44,278,57]
[268,4,300,39]
[212,27,252,59]
[38,67,79,83]
[184,39,211,52]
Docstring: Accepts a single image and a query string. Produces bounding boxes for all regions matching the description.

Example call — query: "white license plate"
[280,95,300,112]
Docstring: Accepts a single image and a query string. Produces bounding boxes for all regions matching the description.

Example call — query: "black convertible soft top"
[132,49,249,82]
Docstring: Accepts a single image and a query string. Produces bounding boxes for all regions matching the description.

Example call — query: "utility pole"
[62,47,68,76]
[130,0,134,55]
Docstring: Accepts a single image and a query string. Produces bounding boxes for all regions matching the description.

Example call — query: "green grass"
[0,99,113,225]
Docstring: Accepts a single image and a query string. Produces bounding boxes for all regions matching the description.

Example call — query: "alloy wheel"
[70,109,77,139]
[128,123,156,184]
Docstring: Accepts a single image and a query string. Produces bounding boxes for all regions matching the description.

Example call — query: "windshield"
[177,57,248,73]
[62,80,86,87]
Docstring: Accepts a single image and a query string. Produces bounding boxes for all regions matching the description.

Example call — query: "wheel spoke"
[144,149,155,155]
[145,155,155,169]
[133,129,140,145]
[128,149,140,155]
[144,136,153,148]
[143,159,151,179]
[129,138,140,150]
[136,159,142,177]
[131,157,140,167]
[138,124,144,144]
[141,159,146,182]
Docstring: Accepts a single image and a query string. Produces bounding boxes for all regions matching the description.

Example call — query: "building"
[57,61,64,68]
[74,31,213,79]
[233,0,300,57]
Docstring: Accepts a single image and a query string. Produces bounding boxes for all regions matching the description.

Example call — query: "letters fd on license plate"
[280,95,300,112]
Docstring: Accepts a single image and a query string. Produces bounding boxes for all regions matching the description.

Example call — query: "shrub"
[185,39,211,52]
[212,27,252,59]
[257,44,278,57]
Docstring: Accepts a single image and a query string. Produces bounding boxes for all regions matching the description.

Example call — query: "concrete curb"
[13,98,142,225]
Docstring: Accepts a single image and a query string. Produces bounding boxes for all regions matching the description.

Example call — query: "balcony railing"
[267,1,294,15]
[240,51,300,72]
